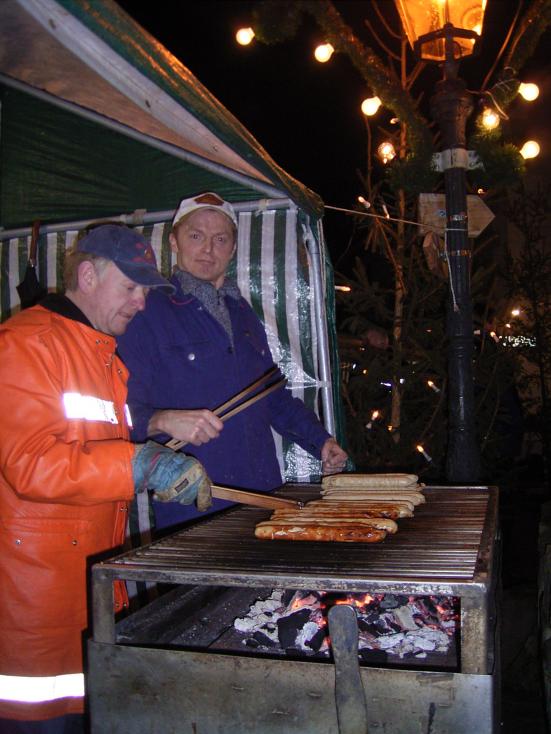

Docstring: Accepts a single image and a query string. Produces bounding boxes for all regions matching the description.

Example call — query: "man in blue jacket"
[117,192,348,531]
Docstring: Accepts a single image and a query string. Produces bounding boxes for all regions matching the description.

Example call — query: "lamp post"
[394,0,487,482]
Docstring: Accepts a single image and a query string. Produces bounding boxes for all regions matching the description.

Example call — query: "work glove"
[132,441,212,511]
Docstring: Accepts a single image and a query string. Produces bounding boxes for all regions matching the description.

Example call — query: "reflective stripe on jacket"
[0,304,135,721]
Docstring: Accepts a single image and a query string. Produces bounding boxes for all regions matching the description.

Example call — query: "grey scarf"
[175,269,241,346]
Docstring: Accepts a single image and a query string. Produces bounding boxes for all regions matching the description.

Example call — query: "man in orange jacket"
[0,225,212,734]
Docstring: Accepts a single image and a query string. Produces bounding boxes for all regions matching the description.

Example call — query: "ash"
[234,590,458,659]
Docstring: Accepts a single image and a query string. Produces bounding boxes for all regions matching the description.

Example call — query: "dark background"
[116,0,551,269]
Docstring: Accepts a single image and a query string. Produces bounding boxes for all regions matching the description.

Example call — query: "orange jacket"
[0,301,135,721]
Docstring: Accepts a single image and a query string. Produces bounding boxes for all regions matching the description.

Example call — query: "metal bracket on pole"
[432,149,482,171]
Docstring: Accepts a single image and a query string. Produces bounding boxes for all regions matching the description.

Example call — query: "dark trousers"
[0,714,85,734]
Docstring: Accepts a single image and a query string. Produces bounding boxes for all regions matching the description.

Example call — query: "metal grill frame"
[91,484,499,676]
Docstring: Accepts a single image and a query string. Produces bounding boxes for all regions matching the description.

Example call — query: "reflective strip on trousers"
[0,673,85,702]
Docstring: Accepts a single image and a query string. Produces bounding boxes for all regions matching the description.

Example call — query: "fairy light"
[416,444,432,462]
[361,96,382,116]
[335,285,351,292]
[377,141,396,164]
[236,27,255,45]
[518,82,539,101]
[365,409,380,429]
[511,308,521,317]
[387,425,393,432]
[481,108,500,130]
[427,380,440,393]
[357,195,371,209]
[520,141,540,160]
[314,43,334,63]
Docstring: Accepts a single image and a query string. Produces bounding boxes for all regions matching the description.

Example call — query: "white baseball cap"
[172,192,238,228]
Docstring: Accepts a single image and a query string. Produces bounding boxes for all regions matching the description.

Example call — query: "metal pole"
[431,43,480,482]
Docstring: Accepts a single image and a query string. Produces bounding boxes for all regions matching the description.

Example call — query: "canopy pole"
[0,199,293,240]
[303,220,336,436]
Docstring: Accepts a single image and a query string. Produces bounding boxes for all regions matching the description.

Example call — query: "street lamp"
[394,0,488,482]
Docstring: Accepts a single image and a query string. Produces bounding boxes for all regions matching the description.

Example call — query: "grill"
[89,484,500,733]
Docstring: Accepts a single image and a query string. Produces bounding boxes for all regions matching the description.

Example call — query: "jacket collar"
[40,293,95,329]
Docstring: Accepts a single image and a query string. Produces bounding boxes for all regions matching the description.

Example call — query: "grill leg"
[328,604,369,734]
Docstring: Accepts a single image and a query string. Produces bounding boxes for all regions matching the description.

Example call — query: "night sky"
[115,0,551,267]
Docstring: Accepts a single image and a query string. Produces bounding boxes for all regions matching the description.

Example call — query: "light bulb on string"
[519,82,539,101]
[357,195,371,209]
[235,27,255,46]
[366,410,380,430]
[520,141,540,160]
[361,96,381,116]
[511,308,521,317]
[377,141,396,164]
[416,444,432,462]
[481,108,500,130]
[314,43,334,63]
[427,380,440,393]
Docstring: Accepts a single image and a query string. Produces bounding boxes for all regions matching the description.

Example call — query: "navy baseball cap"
[77,225,174,294]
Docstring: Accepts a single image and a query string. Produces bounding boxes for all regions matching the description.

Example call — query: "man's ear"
[169,232,178,254]
[77,260,97,294]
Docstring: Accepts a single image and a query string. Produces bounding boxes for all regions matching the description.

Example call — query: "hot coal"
[277,608,311,648]
[234,590,459,660]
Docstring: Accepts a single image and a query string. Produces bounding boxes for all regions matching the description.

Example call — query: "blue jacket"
[117,275,331,529]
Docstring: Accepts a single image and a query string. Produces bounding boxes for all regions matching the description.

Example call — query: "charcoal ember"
[282,589,297,606]
[379,594,400,610]
[296,620,322,651]
[363,610,384,625]
[277,608,311,648]
[393,605,420,631]
[253,631,277,647]
[245,638,260,648]
[378,632,405,650]
[358,621,382,636]
[305,624,327,653]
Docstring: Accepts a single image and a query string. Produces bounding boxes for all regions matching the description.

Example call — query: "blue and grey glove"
[132,441,212,511]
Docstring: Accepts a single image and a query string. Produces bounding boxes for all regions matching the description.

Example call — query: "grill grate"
[101,485,497,596]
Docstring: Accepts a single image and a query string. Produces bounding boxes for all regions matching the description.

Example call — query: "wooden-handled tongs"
[165,366,285,452]
[165,367,302,511]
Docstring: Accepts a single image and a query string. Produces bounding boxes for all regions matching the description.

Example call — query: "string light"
[427,380,441,393]
[335,285,351,292]
[518,82,539,101]
[511,308,521,317]
[481,108,500,130]
[377,141,396,164]
[365,410,380,429]
[520,140,540,160]
[361,96,382,116]
[357,195,371,209]
[416,444,432,462]
[314,43,334,63]
[235,27,255,45]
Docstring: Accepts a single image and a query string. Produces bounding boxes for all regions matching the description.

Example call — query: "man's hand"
[132,441,212,510]
[321,437,348,475]
[148,409,223,447]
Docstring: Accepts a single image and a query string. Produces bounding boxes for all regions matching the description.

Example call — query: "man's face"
[90,262,148,336]
[169,209,236,289]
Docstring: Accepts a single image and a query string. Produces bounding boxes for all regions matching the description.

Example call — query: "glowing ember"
[234,590,458,659]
